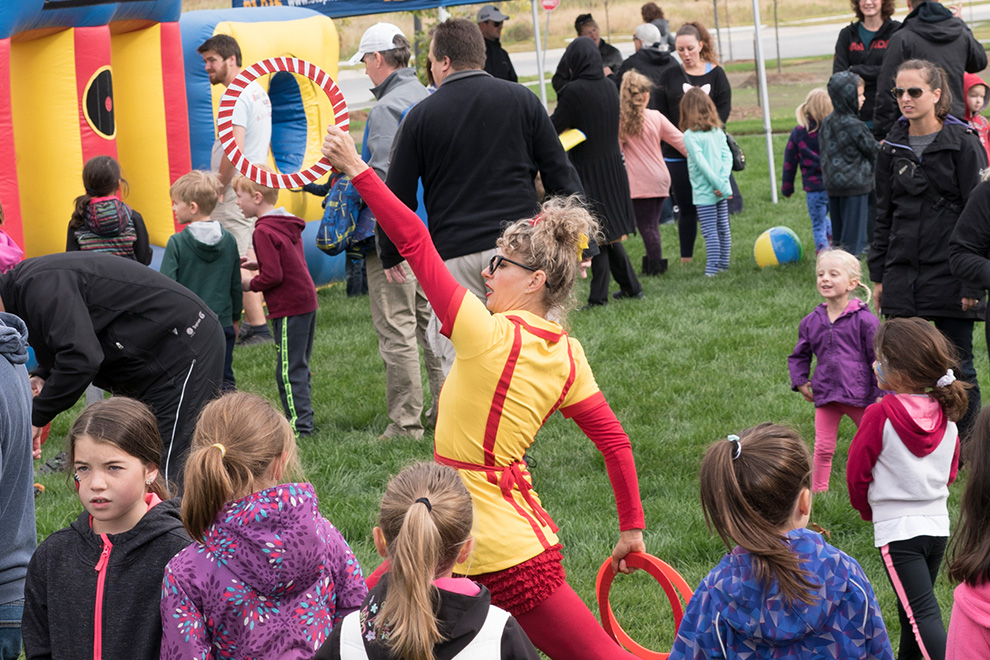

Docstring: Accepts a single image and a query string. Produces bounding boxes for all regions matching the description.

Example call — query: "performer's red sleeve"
[847,402,886,522]
[353,169,463,321]
[563,392,645,531]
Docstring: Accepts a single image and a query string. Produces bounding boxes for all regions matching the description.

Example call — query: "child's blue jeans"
[805,190,831,254]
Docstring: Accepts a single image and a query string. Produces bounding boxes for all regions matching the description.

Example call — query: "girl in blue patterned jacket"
[669,424,893,660]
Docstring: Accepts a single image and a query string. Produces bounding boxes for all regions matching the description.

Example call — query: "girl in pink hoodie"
[946,407,990,659]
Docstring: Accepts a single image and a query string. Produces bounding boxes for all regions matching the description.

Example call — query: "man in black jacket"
[873,0,986,137]
[477,4,517,82]
[383,18,582,372]
[0,252,224,485]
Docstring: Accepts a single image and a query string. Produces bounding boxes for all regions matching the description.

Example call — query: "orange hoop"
[595,552,694,660]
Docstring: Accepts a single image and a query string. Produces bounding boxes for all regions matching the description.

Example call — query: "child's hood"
[954,580,990,628]
[827,71,861,118]
[183,221,226,262]
[205,483,328,596]
[257,208,306,242]
[963,72,989,120]
[0,311,29,367]
[812,298,870,325]
[880,394,948,457]
[706,528,860,645]
[84,196,131,237]
[68,496,187,553]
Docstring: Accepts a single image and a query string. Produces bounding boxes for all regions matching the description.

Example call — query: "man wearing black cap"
[477,4,517,82]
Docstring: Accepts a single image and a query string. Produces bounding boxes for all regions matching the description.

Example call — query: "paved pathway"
[337,2,990,110]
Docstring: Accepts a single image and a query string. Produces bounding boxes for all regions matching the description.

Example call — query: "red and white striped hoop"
[217,57,349,189]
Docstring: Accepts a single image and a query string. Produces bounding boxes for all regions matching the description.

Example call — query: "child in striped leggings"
[680,87,733,277]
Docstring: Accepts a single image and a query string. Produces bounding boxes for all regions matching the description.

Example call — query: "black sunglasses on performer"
[489,254,537,273]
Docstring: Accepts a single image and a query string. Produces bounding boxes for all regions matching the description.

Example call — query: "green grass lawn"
[31,131,982,655]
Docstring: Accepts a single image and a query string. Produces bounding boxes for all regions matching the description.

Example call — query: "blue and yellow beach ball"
[754,226,803,267]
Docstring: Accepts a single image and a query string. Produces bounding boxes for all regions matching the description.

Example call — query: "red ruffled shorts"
[468,544,566,616]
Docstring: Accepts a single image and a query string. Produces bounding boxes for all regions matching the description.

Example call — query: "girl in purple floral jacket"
[160,392,367,660]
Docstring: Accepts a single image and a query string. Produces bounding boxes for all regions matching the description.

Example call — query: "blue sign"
[230,0,480,19]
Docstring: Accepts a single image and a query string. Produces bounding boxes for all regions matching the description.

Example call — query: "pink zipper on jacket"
[93,532,113,660]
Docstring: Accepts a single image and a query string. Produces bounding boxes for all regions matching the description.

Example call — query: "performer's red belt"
[434,453,559,533]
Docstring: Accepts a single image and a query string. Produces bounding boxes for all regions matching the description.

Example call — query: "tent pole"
[751,0,778,203]
[531,0,548,109]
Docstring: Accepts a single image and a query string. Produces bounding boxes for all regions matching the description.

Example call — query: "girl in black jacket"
[21,398,191,660]
[870,59,987,439]
[832,0,900,137]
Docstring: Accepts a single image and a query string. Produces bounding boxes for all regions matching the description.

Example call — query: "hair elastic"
[727,434,742,460]
[936,369,956,388]
[529,213,544,226]
[414,497,433,512]
[212,443,227,458]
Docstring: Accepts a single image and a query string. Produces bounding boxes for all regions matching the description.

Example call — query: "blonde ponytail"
[181,392,300,542]
[376,463,473,660]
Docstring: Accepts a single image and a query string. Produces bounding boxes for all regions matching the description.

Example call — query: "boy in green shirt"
[162,170,241,390]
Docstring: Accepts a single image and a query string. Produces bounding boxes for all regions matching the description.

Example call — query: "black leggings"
[880,535,947,660]
[667,159,698,259]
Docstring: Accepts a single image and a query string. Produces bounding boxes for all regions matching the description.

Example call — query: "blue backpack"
[315,174,375,256]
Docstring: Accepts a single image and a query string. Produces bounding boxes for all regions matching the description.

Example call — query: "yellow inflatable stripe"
[113,24,175,248]
[11,29,84,257]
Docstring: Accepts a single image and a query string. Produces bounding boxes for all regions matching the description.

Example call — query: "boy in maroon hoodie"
[233,174,318,435]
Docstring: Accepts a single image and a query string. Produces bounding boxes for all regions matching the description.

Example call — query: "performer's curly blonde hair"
[498,195,601,317]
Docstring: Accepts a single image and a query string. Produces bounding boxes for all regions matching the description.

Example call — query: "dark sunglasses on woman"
[891,87,928,99]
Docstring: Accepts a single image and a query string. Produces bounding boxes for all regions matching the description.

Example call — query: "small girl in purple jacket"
[788,249,882,492]
[160,392,367,659]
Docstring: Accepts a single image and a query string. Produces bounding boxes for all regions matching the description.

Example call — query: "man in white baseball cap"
[476,4,516,82]
[348,22,406,67]
[345,22,444,441]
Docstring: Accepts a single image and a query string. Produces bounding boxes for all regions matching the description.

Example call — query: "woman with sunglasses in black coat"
[871,58,987,440]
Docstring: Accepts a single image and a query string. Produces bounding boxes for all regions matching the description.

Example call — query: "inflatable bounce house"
[0,1,343,283]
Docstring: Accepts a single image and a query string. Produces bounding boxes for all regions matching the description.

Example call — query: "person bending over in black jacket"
[0,252,224,485]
